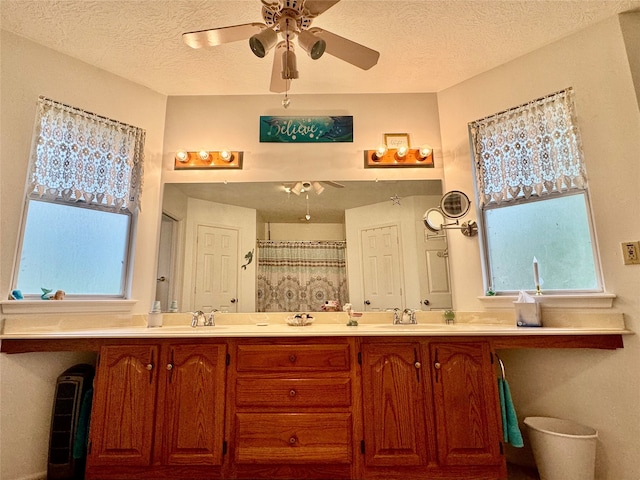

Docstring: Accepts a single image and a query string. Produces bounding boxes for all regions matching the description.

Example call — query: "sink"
[371,323,510,330]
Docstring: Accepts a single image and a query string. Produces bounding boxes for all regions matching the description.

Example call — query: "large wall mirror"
[157,180,452,313]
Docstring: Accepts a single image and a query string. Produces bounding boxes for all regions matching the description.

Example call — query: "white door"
[193,225,239,312]
[360,225,404,311]
[417,231,452,310]
[156,214,177,312]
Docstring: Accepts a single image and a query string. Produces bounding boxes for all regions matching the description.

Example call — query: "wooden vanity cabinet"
[226,338,359,480]
[86,340,227,479]
[360,338,506,480]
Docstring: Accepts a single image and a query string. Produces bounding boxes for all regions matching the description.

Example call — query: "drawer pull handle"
[289,436,297,444]
[434,362,441,369]
[289,389,296,397]
[289,354,296,363]
[166,363,173,371]
[414,361,421,369]
[146,363,153,371]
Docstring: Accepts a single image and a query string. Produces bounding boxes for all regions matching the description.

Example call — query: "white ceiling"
[2,0,639,96]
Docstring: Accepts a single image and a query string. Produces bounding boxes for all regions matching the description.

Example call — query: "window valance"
[469,88,587,207]
[27,96,146,213]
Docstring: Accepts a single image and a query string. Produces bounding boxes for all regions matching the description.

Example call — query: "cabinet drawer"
[236,378,352,407]
[234,413,352,464]
[236,344,350,372]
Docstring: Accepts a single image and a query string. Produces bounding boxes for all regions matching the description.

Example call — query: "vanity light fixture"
[174,150,243,170]
[365,145,434,168]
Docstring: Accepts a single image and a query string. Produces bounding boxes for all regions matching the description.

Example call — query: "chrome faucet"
[205,309,218,326]
[402,308,417,324]
[191,310,205,327]
[392,308,402,324]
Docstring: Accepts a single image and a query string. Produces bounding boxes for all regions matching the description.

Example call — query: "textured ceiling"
[2,0,640,96]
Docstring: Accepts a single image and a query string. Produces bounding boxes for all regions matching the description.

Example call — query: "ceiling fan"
[285,180,345,195]
[182,0,380,93]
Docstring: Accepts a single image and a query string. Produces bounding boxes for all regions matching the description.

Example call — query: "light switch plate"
[621,241,640,265]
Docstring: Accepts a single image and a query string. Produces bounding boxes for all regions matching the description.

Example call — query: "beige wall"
[438,14,640,479]
[0,31,167,479]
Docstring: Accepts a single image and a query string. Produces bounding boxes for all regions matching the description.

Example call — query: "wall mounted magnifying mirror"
[440,190,470,218]
[423,190,478,237]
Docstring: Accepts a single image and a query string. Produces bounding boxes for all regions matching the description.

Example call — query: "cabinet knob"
[414,361,422,369]
[434,362,441,370]
[289,389,296,397]
[289,436,297,444]
[146,363,153,371]
[289,354,296,363]
[166,363,173,371]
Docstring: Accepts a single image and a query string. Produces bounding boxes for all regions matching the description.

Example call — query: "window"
[469,88,602,294]
[13,97,145,298]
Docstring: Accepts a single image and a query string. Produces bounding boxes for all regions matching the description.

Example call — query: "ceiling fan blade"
[308,27,379,70]
[304,0,341,17]
[270,42,288,93]
[322,181,345,188]
[183,22,265,49]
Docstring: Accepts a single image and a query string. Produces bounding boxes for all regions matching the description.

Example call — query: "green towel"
[498,378,524,447]
[73,388,93,459]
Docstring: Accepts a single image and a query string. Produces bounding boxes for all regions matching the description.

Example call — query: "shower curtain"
[256,240,349,312]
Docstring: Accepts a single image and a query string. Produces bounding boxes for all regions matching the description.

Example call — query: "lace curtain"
[256,241,349,312]
[469,88,587,207]
[27,96,146,213]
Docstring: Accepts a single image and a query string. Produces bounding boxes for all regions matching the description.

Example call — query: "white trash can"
[524,416,597,480]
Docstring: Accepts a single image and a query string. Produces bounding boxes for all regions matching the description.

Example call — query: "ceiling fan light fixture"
[281,48,299,79]
[312,181,325,195]
[249,27,278,58]
[291,181,303,195]
[297,30,326,60]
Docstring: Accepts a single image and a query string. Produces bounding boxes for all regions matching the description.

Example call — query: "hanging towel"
[73,388,93,459]
[498,377,524,447]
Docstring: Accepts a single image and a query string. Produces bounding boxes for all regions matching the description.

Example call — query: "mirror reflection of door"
[194,225,239,312]
[417,230,452,310]
[360,225,404,311]
[156,213,178,312]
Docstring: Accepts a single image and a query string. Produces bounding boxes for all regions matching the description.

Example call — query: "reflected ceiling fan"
[285,180,345,195]
[182,0,380,94]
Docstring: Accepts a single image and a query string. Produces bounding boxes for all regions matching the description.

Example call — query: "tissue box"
[514,302,541,327]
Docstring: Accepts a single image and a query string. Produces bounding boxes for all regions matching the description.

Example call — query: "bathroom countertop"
[0,311,631,344]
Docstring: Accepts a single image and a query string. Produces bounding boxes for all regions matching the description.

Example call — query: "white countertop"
[0,311,631,339]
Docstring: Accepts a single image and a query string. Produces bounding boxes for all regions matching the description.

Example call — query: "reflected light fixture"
[305,194,311,221]
[249,28,278,58]
[297,30,326,59]
[311,181,325,195]
[291,182,303,195]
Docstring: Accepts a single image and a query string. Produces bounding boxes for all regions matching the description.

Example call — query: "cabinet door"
[162,343,227,465]
[88,344,158,466]
[430,341,502,466]
[361,342,428,466]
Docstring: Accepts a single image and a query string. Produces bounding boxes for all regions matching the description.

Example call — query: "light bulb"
[175,149,189,163]
[373,145,387,160]
[418,145,433,158]
[198,150,210,161]
[396,146,408,158]
[220,150,232,162]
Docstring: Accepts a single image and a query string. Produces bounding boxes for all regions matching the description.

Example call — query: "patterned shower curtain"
[256,240,349,312]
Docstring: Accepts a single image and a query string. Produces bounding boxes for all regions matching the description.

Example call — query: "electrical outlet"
[621,241,640,265]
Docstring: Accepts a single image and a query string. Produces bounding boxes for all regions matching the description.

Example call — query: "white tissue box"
[514,302,541,327]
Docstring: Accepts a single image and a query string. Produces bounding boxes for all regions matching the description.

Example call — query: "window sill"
[477,293,615,309]
[0,299,137,315]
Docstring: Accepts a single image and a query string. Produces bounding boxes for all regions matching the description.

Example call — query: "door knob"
[364,300,371,305]
[230,298,237,303]
[157,276,166,282]
[423,299,430,306]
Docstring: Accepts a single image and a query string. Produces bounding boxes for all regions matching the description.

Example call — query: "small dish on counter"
[286,314,314,326]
